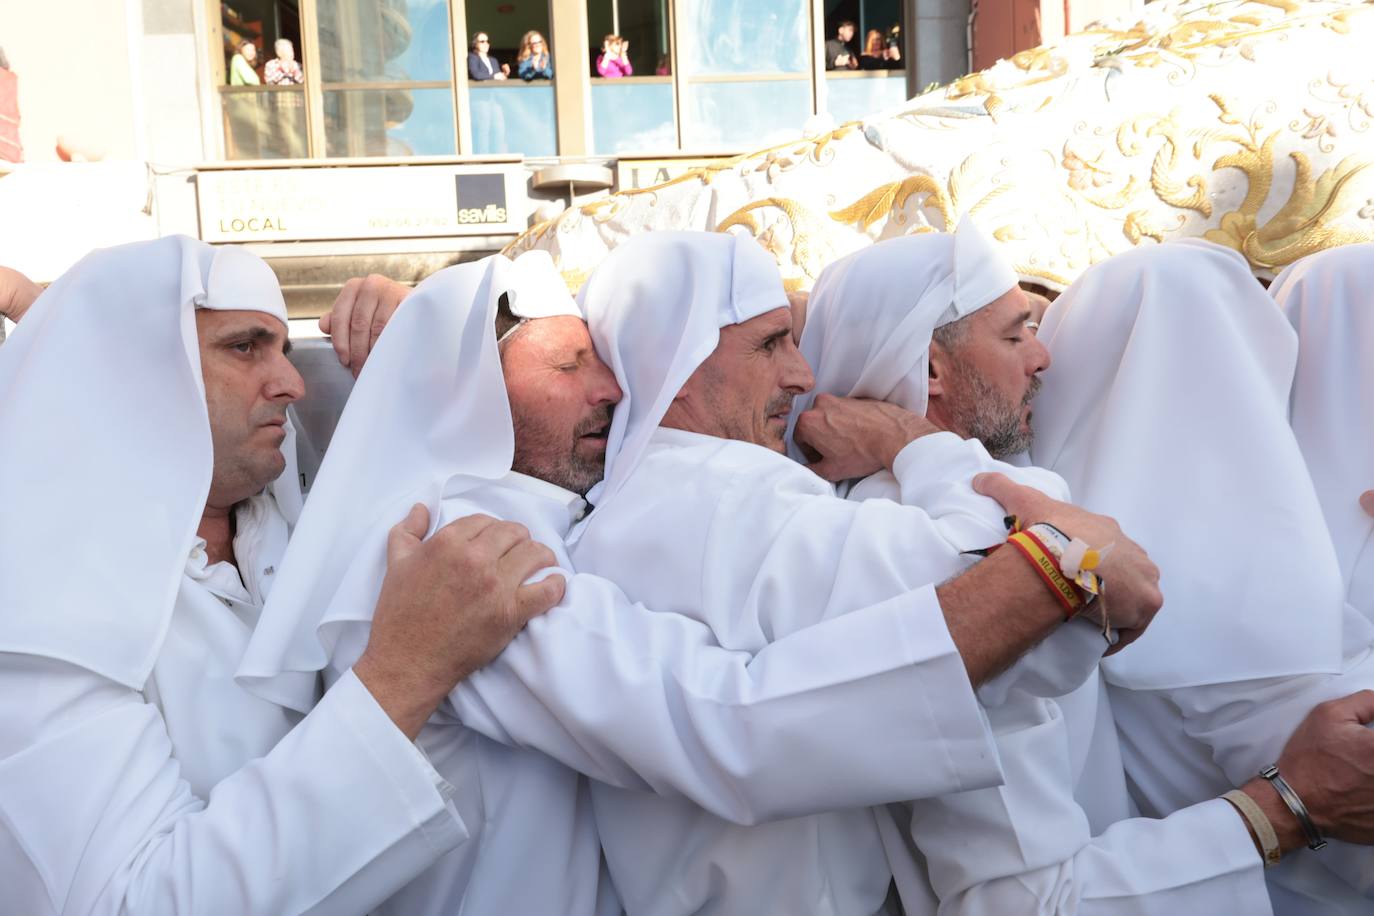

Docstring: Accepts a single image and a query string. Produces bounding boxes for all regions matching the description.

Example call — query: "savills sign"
[198,165,523,243]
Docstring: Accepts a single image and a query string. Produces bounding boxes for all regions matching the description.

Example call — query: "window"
[463,1,556,156]
[218,1,307,159]
[588,0,674,154]
[677,0,812,149]
[317,0,456,156]
[822,0,907,124]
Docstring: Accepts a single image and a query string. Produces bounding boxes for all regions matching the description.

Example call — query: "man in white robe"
[1026,240,1374,915]
[791,228,1364,913]
[0,236,563,915]
[1272,244,1374,625]
[245,249,1091,914]
[566,230,1168,915]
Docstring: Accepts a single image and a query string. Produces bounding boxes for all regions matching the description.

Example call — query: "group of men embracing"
[2,219,1374,916]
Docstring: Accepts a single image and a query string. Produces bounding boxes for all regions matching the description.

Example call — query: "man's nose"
[267,353,306,404]
[1028,333,1052,375]
[782,343,815,394]
[588,359,623,406]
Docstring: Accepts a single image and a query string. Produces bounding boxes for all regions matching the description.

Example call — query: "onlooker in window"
[596,35,633,78]
[468,32,509,81]
[229,39,260,85]
[517,31,553,81]
[655,54,671,76]
[859,27,901,69]
[824,21,858,71]
[265,38,304,84]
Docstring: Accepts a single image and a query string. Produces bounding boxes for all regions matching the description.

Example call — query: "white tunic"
[0,494,465,915]
[569,427,1016,916]
[852,440,1272,915]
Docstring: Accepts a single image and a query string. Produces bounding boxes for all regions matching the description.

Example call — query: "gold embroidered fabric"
[505,0,1374,292]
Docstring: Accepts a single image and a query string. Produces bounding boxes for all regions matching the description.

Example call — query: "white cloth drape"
[1272,243,1374,625]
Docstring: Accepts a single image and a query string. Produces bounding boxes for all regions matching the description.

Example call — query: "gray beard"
[510,406,610,497]
[952,372,1040,459]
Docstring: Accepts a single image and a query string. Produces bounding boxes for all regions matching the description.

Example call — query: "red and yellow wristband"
[1006,527,1084,617]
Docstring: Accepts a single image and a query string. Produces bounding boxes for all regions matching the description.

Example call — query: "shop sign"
[198,165,524,242]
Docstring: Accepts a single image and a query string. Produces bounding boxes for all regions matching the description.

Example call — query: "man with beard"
[0,237,563,915]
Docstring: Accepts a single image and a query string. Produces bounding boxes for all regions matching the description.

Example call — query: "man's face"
[664,306,815,452]
[838,23,854,41]
[196,309,305,509]
[927,286,1050,458]
[502,315,622,496]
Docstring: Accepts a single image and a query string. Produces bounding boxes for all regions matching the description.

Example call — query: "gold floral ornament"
[505,0,1374,291]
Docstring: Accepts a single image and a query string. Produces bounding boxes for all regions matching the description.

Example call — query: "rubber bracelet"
[1260,765,1327,851]
[1221,789,1282,868]
[1007,529,1083,617]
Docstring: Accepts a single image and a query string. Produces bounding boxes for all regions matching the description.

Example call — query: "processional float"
[506,0,1374,292]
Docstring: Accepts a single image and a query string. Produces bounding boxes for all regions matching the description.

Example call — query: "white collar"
[500,471,588,523]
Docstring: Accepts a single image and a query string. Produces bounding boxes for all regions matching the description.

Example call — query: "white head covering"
[575,230,788,513]
[1271,243,1374,623]
[0,235,290,690]
[237,251,579,711]
[787,217,1018,462]
[1030,239,1345,690]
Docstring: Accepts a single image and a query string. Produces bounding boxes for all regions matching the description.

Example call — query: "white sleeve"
[449,573,998,825]
[890,432,1072,553]
[0,654,466,916]
[909,695,1271,915]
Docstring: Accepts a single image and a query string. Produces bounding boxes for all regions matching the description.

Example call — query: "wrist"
[876,408,934,471]
[354,651,446,741]
[1240,777,1306,856]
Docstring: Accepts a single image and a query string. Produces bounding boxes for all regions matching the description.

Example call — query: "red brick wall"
[0,68,21,163]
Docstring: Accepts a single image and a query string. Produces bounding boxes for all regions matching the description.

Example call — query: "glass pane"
[463,2,550,82]
[317,0,453,83]
[591,79,675,154]
[324,88,456,156]
[678,0,808,75]
[681,79,809,149]
[221,0,305,86]
[222,89,308,159]
[824,73,907,123]
[467,84,556,157]
[587,0,671,80]
[822,0,904,72]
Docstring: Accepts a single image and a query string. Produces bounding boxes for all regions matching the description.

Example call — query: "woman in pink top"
[596,34,633,77]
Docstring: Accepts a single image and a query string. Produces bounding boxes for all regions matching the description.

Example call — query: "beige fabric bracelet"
[1222,789,1281,868]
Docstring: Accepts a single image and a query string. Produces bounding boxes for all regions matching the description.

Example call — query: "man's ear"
[926,342,948,400]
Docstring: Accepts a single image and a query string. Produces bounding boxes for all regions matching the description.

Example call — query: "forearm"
[932,799,1270,914]
[449,575,1001,823]
[937,548,1065,685]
